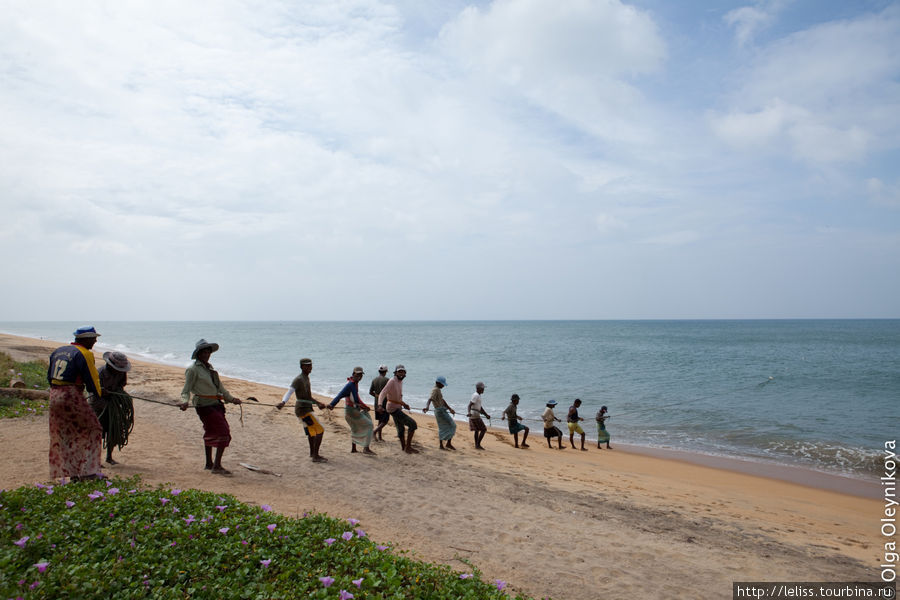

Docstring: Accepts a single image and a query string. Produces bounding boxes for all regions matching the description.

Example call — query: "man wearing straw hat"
[179,339,243,475]
[277,357,328,462]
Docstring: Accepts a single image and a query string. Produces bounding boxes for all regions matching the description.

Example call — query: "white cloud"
[710,5,900,165]
[724,5,772,47]
[0,1,898,319]
[438,0,666,145]
[724,0,788,47]
[709,98,870,163]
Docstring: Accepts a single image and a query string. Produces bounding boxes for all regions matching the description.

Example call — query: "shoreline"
[1,331,879,499]
[0,332,886,600]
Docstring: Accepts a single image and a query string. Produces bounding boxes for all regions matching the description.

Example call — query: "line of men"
[269,359,612,465]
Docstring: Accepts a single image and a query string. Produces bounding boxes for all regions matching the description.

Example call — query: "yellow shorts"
[567,422,584,435]
[299,411,324,437]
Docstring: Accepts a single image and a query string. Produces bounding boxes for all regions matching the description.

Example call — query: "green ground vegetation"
[1,476,530,599]
[0,352,48,418]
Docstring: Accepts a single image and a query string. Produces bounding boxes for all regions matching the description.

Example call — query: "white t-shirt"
[469,392,483,418]
[542,406,557,427]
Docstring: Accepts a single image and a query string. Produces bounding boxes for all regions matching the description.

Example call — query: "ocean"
[2,320,896,479]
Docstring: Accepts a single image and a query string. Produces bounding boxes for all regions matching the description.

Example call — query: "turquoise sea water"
[2,320,896,478]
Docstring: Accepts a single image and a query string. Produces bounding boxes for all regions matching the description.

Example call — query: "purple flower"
[160,498,170,505]
[218,527,229,534]
[267,523,277,533]
[107,488,119,495]
[341,531,353,541]
[105,480,112,487]
[459,573,473,579]
[29,581,39,590]
[347,518,360,526]
[128,489,137,494]
[215,505,227,512]
[355,528,366,538]
[261,504,272,512]
[33,562,49,573]
[324,538,336,546]
[375,545,388,551]
[171,489,182,496]
[13,536,29,548]
[495,580,506,591]
[184,515,196,525]
[62,500,74,509]
[352,578,363,588]
[45,488,54,495]
[87,491,103,500]
[339,590,354,600]
[319,576,335,588]
[241,540,248,545]
[169,542,177,547]
[260,559,271,567]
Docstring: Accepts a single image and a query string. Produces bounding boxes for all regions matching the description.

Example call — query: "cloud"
[437,0,666,145]
[724,0,788,47]
[710,5,900,165]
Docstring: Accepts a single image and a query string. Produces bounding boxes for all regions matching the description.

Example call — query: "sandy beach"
[0,333,887,600]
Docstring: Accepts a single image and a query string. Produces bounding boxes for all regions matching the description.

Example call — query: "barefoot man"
[502,393,529,449]
[277,358,328,463]
[378,365,418,454]
[468,382,491,450]
[369,365,390,442]
[567,398,588,451]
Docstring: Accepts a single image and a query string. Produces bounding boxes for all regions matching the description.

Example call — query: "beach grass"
[1,476,529,599]
[0,353,48,418]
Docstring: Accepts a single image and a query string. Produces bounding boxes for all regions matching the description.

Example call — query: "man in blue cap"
[47,326,104,481]
[423,375,457,450]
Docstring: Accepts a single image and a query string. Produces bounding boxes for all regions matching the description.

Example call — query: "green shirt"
[182,361,233,407]
[290,373,314,415]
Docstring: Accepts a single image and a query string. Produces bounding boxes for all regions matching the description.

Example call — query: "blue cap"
[73,326,100,339]
[547,399,557,406]
[435,376,447,386]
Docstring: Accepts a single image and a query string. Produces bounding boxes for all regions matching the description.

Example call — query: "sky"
[1,0,898,321]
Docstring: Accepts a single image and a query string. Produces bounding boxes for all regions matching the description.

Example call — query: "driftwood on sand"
[0,387,50,401]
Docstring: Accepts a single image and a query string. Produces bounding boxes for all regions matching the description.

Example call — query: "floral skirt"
[49,386,102,479]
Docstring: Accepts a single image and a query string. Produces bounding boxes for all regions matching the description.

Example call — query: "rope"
[100,391,134,451]
[127,376,775,428]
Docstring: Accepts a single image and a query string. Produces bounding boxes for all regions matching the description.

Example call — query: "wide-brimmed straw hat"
[191,339,219,360]
[102,351,131,373]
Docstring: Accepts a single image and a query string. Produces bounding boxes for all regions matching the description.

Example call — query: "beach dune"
[0,334,885,600]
